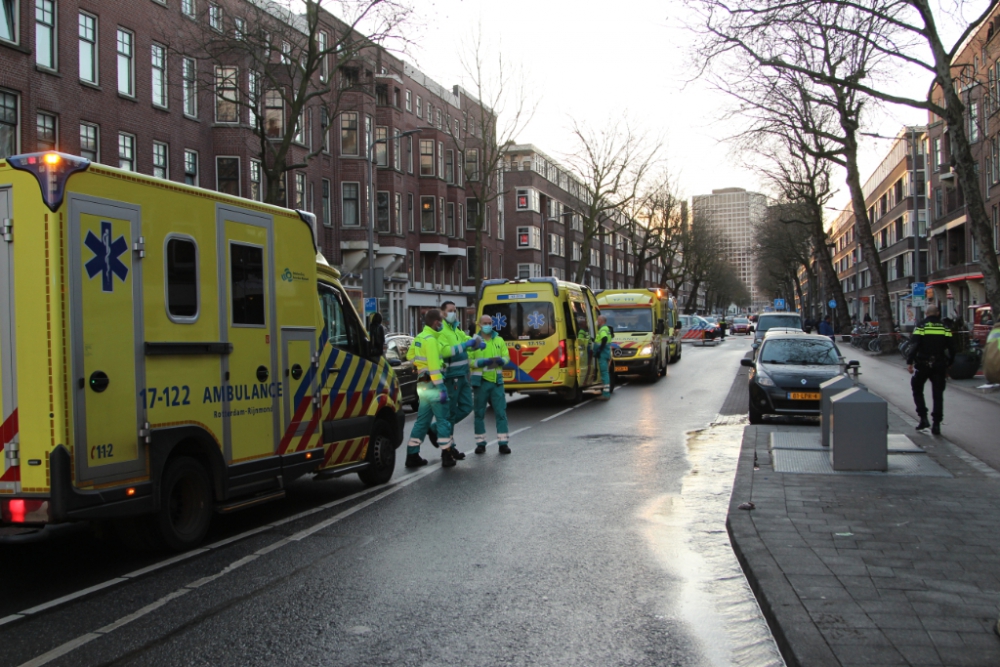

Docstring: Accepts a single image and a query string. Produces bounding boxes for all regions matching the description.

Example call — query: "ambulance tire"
[156,456,213,552]
[113,515,161,552]
[358,418,396,487]
[645,360,660,382]
[669,345,681,364]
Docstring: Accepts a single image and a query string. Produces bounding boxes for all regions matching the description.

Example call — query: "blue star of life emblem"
[84,221,129,292]
[491,313,507,330]
[527,310,546,329]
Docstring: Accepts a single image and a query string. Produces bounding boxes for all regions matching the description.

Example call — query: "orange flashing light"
[126,487,136,497]
[44,153,60,165]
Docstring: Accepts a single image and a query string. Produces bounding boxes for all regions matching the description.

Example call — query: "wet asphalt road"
[0,335,783,667]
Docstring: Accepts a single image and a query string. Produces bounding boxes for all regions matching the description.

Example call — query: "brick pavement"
[728,411,1000,666]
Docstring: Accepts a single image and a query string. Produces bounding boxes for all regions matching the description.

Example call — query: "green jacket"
[470,331,511,384]
[596,324,612,356]
[407,325,445,385]
[438,319,472,378]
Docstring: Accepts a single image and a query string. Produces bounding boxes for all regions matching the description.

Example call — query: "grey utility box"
[820,375,857,448]
[830,387,888,471]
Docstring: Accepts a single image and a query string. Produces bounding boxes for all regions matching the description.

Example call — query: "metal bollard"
[830,387,888,471]
[820,375,857,448]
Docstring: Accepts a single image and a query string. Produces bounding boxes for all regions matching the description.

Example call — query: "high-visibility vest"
[438,319,472,377]
[470,332,511,384]
[407,325,445,384]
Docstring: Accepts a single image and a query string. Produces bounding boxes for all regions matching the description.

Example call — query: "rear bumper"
[49,445,153,522]
[611,358,654,373]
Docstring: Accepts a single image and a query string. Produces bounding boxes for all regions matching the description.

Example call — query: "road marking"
[541,408,574,422]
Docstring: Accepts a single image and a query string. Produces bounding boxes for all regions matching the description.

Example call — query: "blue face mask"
[480,324,493,336]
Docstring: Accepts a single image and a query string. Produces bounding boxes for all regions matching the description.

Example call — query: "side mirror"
[740,358,754,367]
[388,358,402,367]
[656,319,665,335]
[846,359,860,368]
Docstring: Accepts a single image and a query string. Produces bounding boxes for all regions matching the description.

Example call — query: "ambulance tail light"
[1,498,49,524]
[558,339,568,368]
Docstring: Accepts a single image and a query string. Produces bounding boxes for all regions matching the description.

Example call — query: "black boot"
[931,421,941,436]
[405,453,428,468]
[441,447,458,468]
[449,447,466,460]
[916,415,930,431]
[498,444,511,455]
[475,444,486,454]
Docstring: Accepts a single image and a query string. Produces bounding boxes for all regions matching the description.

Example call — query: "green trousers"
[407,383,452,453]
[473,379,509,445]
[598,350,612,395]
[445,374,474,425]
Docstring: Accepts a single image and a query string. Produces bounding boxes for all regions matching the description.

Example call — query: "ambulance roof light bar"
[7,152,91,212]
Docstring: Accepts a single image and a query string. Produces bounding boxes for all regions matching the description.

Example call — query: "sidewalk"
[728,404,1000,666]
[857,345,999,404]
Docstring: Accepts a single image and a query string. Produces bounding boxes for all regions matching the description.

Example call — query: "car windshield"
[757,315,802,333]
[760,339,840,366]
[603,308,652,332]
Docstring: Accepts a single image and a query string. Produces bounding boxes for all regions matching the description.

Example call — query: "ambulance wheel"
[670,345,681,364]
[358,419,396,487]
[645,361,660,382]
[156,457,213,552]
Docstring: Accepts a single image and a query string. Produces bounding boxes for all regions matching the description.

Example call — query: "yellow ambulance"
[0,152,404,550]
[478,278,608,403]
[596,288,681,379]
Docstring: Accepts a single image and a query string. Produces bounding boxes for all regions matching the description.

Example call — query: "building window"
[405,89,412,112]
[217,156,240,196]
[416,95,422,118]
[322,179,331,226]
[151,43,168,107]
[0,0,15,43]
[78,13,97,83]
[394,192,402,234]
[165,237,198,321]
[318,30,328,81]
[35,0,56,69]
[465,148,479,181]
[408,193,414,231]
[116,29,134,96]
[181,0,195,17]
[445,150,454,183]
[342,182,360,226]
[407,135,413,173]
[36,112,56,151]
[375,126,388,166]
[209,3,222,31]
[376,191,390,232]
[340,111,358,155]
[466,198,479,230]
[517,226,541,250]
[263,90,284,137]
[515,188,539,212]
[79,122,98,161]
[215,66,238,122]
[233,17,245,39]
[152,141,168,179]
[182,57,197,117]
[408,250,414,282]
[437,141,444,179]
[184,149,198,186]
[419,139,434,176]
[517,263,541,279]
[118,132,135,171]
[250,159,262,201]
[293,171,305,208]
[439,196,445,233]
[393,133,401,171]
[280,40,290,64]
[420,196,436,232]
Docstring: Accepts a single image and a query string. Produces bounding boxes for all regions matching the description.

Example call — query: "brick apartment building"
[924,7,1000,323]
[501,144,662,293]
[0,0,503,334]
[825,127,929,328]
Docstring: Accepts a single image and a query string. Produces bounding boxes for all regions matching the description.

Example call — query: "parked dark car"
[741,333,859,423]
[385,334,419,410]
[751,312,804,356]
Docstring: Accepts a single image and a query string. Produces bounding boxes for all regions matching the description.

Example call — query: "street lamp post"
[366,128,425,300]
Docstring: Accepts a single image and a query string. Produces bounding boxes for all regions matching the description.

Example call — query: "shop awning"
[927,273,983,286]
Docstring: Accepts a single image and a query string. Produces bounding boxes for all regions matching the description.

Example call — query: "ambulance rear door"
[0,186,18,491]
[68,195,147,485]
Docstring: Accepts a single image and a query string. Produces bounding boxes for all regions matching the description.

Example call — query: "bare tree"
[620,169,685,289]
[450,26,535,296]
[691,0,1000,326]
[680,208,726,313]
[563,119,661,285]
[756,201,815,311]
[172,0,411,205]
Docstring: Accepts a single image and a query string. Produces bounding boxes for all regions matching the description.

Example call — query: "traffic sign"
[774,298,786,310]
[912,282,926,307]
[364,297,378,316]
[828,299,837,309]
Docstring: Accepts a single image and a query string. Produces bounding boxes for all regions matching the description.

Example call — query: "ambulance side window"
[165,236,198,322]
[319,285,360,355]
[563,302,576,339]
[230,243,265,326]
[571,301,588,339]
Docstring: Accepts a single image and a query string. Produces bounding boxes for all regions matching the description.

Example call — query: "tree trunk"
[810,226,851,333]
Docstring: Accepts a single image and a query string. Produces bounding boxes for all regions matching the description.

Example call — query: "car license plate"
[502,371,514,380]
[615,365,628,372]
[788,392,821,400]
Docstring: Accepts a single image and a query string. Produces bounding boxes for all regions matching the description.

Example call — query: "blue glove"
[439,389,449,404]
[492,357,505,367]
[462,339,476,349]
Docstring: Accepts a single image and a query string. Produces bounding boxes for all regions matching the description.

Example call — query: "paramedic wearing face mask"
[427,300,484,459]
[469,314,512,454]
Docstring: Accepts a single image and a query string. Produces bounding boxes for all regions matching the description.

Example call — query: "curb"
[726,426,840,667]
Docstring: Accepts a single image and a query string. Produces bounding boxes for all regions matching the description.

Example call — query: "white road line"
[15,463,442,667]
[540,408,574,423]
[573,398,594,409]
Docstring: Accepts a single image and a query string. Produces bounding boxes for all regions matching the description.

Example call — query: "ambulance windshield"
[602,308,652,333]
[487,302,556,341]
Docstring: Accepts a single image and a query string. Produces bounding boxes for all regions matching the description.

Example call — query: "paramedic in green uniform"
[430,300,483,459]
[469,314,512,454]
[595,315,613,400]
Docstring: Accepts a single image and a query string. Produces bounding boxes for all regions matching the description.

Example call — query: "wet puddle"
[640,421,785,667]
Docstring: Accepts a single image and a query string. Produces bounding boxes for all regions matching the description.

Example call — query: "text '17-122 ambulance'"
[478,277,608,403]
[0,153,404,550]
[595,288,681,380]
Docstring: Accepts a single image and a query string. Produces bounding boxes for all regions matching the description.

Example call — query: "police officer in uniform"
[405,309,463,468]
[906,305,956,435]
[595,315,613,401]
[469,314,512,454]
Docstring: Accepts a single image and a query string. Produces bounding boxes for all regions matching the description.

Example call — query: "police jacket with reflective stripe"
[407,325,445,384]
[439,319,472,377]
[906,316,956,367]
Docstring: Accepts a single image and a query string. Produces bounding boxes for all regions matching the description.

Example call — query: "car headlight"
[639,345,652,356]
[754,369,776,387]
